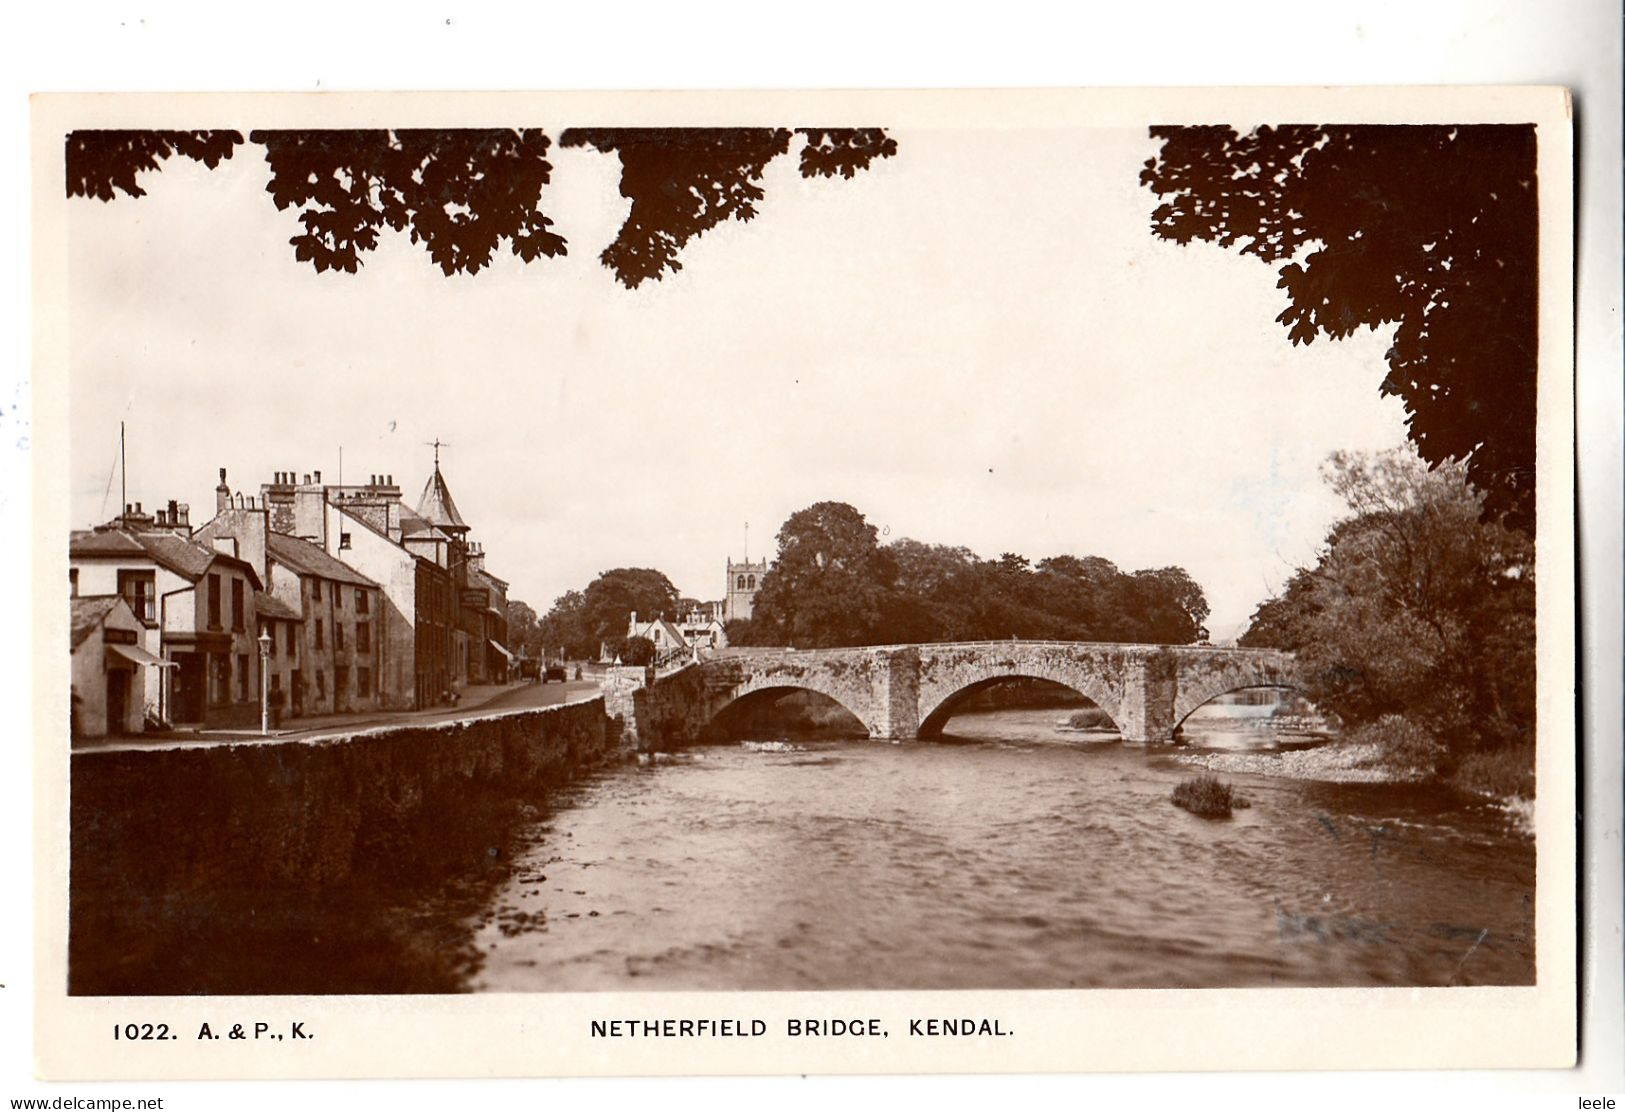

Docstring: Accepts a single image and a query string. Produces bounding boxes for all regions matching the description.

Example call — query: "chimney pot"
[134,502,142,514]
[314,470,322,483]
[218,467,227,484]
[303,473,311,485]
[387,474,393,485]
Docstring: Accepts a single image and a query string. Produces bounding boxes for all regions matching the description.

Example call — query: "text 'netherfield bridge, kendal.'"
[606,640,1299,747]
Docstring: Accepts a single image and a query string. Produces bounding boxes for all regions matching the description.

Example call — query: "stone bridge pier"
[616,641,1298,750]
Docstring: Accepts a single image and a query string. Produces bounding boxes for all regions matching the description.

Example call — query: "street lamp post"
[257,628,272,736]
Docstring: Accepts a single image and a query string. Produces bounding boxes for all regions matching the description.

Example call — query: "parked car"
[543,662,567,683]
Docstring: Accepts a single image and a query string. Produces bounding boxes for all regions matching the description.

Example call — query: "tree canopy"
[505,598,543,659]
[560,127,896,287]
[1141,124,1538,533]
[1239,448,1534,766]
[749,501,896,648]
[535,567,680,659]
[736,501,1211,648]
[66,126,895,287]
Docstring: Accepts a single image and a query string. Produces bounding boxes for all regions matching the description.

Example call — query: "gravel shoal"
[1174,742,1425,784]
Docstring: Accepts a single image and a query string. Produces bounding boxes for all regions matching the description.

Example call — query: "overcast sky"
[67,123,1410,640]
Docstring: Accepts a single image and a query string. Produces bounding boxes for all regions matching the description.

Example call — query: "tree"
[750,501,895,647]
[1141,124,1538,533]
[745,505,1212,648]
[67,126,895,287]
[534,568,681,659]
[1240,448,1534,758]
[578,568,680,654]
[536,589,587,659]
[505,599,544,658]
[1127,567,1211,644]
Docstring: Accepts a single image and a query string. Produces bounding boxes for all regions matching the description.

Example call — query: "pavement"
[75,678,605,753]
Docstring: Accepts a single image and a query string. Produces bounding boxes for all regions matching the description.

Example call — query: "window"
[286,624,297,659]
[69,568,79,598]
[315,619,324,650]
[271,673,281,693]
[358,667,371,697]
[356,622,371,653]
[356,589,369,614]
[207,573,221,628]
[315,671,326,699]
[335,665,349,702]
[335,623,346,651]
[231,578,245,631]
[747,575,756,589]
[119,569,157,623]
[236,653,249,701]
[331,582,341,608]
[736,575,746,589]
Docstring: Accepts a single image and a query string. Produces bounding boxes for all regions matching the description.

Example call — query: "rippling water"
[468,709,1534,991]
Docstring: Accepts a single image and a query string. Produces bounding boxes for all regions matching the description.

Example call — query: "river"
[465,707,1535,991]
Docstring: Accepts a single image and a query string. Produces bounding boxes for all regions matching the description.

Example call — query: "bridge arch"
[916,673,1121,738]
[708,673,884,739]
[916,657,1126,739]
[1170,652,1300,731]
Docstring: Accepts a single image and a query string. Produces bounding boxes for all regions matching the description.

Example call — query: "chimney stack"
[215,467,230,514]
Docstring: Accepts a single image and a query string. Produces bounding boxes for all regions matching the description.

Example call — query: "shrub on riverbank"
[1066,706,1114,729]
[1171,774,1249,817]
[1346,714,1447,778]
[1453,744,1535,801]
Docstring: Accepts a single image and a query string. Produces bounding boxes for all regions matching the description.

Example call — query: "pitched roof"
[253,590,302,622]
[70,529,261,588]
[69,530,145,559]
[331,503,447,574]
[415,466,469,534]
[266,532,378,589]
[398,505,453,542]
[70,595,122,651]
[631,617,688,646]
[469,565,507,597]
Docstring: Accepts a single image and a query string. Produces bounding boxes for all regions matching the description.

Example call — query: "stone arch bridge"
[607,640,1298,748]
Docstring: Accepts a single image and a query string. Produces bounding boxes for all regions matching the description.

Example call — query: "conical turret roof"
[416,465,470,535]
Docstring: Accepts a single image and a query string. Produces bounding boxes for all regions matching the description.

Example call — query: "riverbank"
[1173,740,1424,783]
[1174,740,1536,836]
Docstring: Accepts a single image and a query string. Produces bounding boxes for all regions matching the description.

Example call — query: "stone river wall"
[70,698,624,995]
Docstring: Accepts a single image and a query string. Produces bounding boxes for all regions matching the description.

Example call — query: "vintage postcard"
[32,87,1576,1079]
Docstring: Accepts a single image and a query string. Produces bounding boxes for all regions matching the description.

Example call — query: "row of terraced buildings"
[69,460,516,737]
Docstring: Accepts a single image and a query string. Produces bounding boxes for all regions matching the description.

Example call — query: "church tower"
[724,557,767,622]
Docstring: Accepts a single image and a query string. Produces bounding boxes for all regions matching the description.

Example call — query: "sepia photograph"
[32,86,1578,1078]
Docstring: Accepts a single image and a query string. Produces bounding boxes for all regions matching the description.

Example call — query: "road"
[76,679,605,753]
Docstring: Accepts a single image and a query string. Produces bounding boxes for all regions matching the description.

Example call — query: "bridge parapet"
[636,641,1297,748]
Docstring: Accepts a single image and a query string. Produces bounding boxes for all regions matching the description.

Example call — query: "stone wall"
[70,698,622,994]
